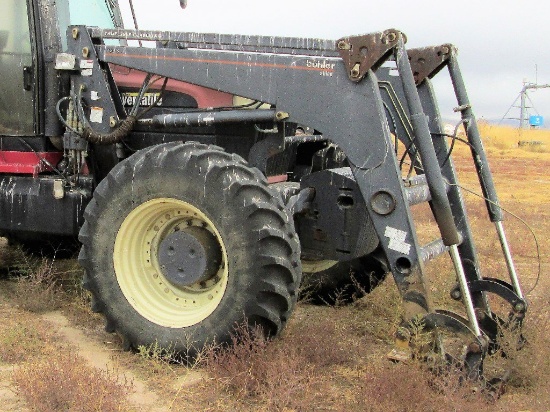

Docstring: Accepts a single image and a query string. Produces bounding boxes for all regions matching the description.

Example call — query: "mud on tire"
[78,142,301,356]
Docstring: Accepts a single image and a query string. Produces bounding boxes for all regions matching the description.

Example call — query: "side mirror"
[179,0,187,8]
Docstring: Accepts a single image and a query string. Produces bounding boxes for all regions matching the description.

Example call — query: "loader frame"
[54,24,528,372]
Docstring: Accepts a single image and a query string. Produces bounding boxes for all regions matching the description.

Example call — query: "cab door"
[0,0,35,136]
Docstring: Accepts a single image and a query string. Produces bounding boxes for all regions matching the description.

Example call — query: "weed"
[0,317,51,363]
[351,278,403,342]
[492,310,550,391]
[137,335,218,371]
[407,315,436,360]
[0,240,27,273]
[359,362,489,412]
[13,350,133,412]
[205,323,326,411]
[285,307,354,368]
[10,257,65,313]
[138,340,176,363]
[136,340,182,377]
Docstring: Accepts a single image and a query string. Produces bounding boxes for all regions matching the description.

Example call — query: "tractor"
[0,0,528,377]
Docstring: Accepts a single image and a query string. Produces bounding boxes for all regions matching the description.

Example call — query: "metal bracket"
[63,130,88,151]
[424,309,477,336]
[469,278,527,316]
[337,29,403,82]
[407,44,455,85]
[248,134,284,175]
[287,187,315,216]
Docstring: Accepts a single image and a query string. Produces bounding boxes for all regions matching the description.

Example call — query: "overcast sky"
[119,0,550,127]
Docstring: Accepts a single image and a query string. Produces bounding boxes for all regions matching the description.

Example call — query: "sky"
[118,0,550,127]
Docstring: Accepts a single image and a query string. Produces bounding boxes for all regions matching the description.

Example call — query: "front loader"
[0,0,527,379]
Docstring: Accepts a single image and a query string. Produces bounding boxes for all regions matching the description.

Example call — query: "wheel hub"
[158,226,223,287]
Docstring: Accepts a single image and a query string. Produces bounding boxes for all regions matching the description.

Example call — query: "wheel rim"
[114,198,228,328]
[301,259,338,274]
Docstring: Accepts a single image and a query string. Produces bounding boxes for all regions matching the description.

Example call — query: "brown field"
[0,124,549,411]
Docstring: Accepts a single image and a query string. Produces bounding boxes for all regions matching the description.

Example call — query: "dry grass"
[1,247,98,323]
[13,351,133,412]
[478,122,550,153]
[359,362,490,412]
[199,315,497,412]
[0,302,134,412]
[0,312,53,364]
[9,258,65,313]
[205,324,322,411]
[0,249,135,411]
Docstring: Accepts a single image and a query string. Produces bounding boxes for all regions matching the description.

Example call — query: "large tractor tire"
[300,255,386,305]
[78,142,301,356]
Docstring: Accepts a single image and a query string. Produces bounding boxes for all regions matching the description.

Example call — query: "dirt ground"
[0,126,549,411]
[0,290,204,411]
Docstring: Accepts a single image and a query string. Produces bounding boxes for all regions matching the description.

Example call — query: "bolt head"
[337,40,350,50]
[386,32,397,43]
[514,302,526,312]
[450,289,461,300]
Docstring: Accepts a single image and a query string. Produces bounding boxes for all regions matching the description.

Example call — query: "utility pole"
[519,82,550,128]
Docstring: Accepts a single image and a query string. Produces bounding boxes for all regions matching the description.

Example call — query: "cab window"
[0,0,34,136]
[57,0,120,50]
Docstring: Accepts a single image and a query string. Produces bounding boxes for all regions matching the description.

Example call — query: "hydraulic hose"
[81,115,137,145]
